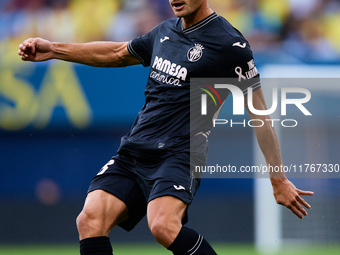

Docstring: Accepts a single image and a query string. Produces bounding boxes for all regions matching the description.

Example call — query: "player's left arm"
[18,38,140,67]
[245,88,314,219]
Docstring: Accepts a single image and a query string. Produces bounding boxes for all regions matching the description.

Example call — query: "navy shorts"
[88,150,204,231]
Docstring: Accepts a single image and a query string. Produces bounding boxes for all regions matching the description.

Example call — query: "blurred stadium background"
[1,0,340,254]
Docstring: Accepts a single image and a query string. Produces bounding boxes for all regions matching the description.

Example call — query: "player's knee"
[149,220,168,244]
[76,210,90,233]
[76,209,102,237]
[148,218,176,247]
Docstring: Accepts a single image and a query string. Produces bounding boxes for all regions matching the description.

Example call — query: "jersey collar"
[178,12,218,34]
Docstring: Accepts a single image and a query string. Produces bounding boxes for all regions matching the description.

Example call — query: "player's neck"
[182,7,214,29]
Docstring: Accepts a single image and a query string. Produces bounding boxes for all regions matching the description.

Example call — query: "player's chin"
[172,7,187,17]
[172,10,182,17]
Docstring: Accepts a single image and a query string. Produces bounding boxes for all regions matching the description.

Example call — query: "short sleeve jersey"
[118,12,260,156]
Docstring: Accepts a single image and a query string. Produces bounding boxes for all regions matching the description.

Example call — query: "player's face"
[169,0,207,18]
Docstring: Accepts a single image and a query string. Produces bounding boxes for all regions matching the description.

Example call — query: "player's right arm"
[245,88,314,219]
[18,37,141,67]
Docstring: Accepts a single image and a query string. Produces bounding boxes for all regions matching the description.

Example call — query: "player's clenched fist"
[18,37,54,62]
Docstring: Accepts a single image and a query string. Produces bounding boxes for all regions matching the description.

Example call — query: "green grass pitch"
[0,243,339,255]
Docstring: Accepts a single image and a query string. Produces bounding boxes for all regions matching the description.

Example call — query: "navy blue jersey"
[118,12,260,157]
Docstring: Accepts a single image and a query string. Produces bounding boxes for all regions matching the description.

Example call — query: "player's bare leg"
[77,189,128,239]
[76,189,128,255]
[147,196,186,247]
[147,196,217,254]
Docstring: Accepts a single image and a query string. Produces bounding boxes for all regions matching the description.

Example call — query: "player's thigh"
[147,196,187,228]
[82,189,129,228]
[77,189,129,239]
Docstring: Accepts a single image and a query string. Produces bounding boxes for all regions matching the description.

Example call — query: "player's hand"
[18,37,54,62]
[271,178,314,219]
